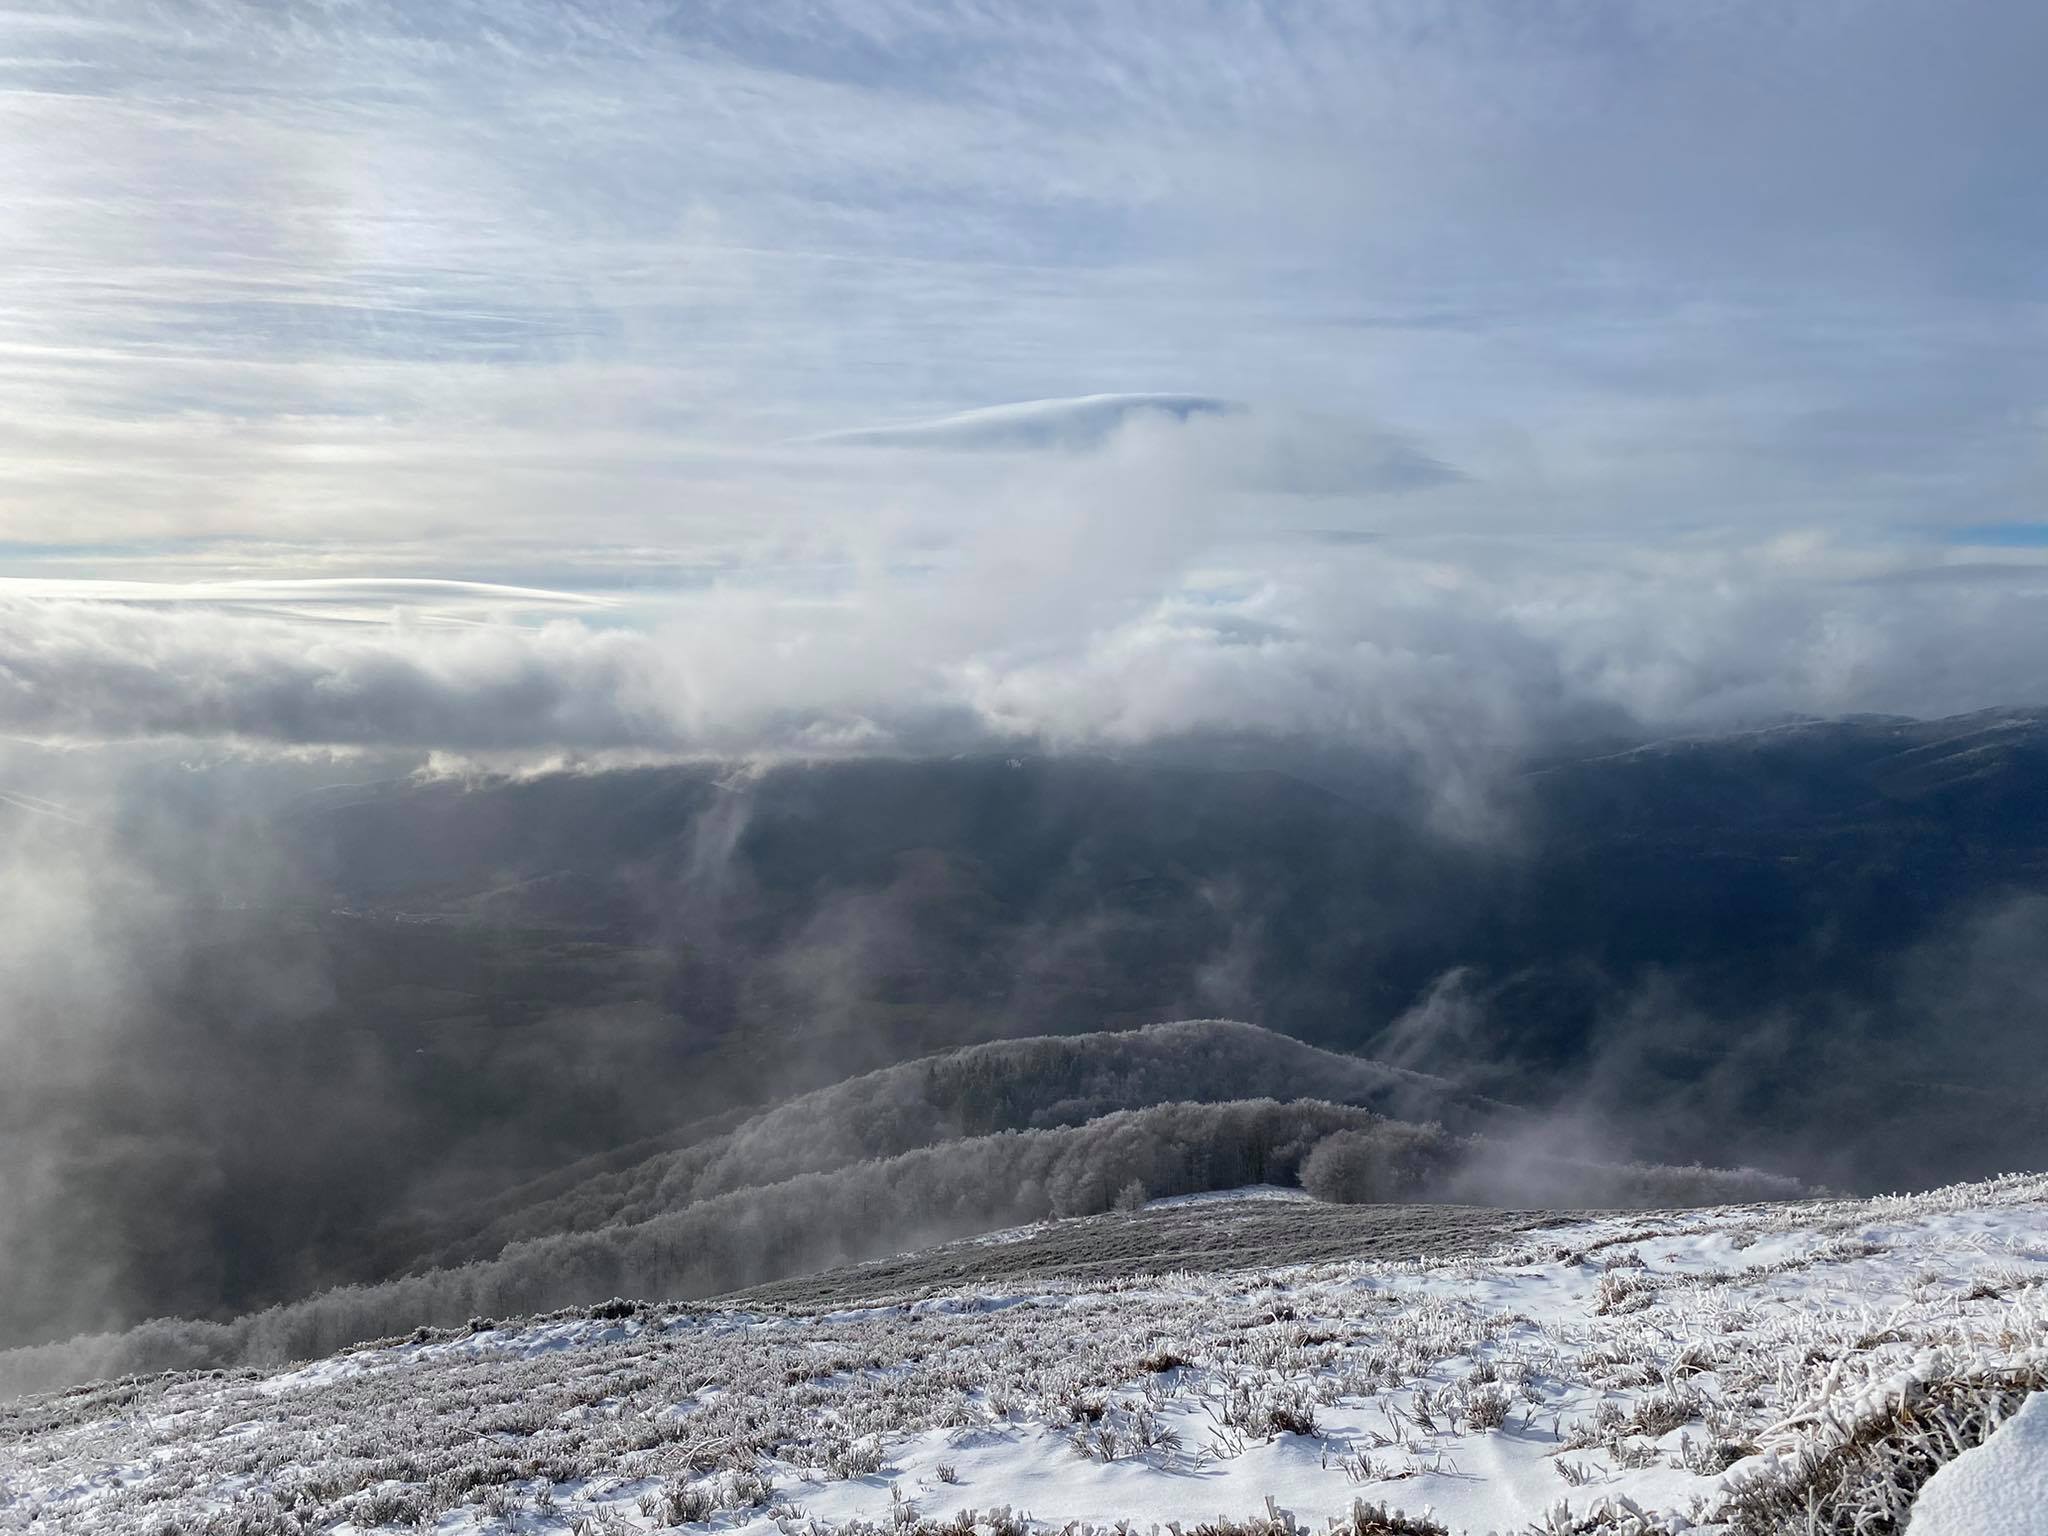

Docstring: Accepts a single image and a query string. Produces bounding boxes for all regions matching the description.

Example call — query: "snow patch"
[7,1173,2048,1533]
[1909,1390,2048,1535]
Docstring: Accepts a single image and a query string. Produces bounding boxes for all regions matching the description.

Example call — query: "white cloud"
[0,577,611,625]
[0,0,2042,759]
[804,394,1236,451]
[5,516,2044,769]
[1,0,2041,566]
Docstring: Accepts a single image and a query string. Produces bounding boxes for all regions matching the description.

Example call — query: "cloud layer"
[2,0,2042,579]
[0,2,2043,772]
[6,511,2046,773]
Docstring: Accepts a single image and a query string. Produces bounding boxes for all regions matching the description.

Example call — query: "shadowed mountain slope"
[7,712,2045,1355]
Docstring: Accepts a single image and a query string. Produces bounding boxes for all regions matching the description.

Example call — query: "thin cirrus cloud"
[0,578,613,623]
[0,1,2043,761]
[804,395,1238,452]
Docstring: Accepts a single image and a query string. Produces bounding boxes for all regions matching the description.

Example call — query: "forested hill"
[0,1024,1798,1399]
[374,1019,1513,1274]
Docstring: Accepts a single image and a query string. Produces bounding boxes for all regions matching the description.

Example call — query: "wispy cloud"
[804,394,1237,451]
[0,0,2042,754]
[0,576,612,620]
[4,2,2042,556]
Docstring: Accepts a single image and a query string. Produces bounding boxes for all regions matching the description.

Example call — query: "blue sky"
[0,1,2044,756]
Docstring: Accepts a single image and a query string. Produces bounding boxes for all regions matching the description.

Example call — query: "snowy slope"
[1909,1391,2048,1536]
[4,1177,2045,1535]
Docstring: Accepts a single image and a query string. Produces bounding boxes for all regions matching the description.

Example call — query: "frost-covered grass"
[0,1092,1799,1403]
[4,1175,2044,1535]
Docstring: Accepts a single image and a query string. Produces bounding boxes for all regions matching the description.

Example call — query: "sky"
[2,0,2046,764]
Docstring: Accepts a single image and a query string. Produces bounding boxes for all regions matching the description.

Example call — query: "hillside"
[7,1176,2044,1534]
[379,1020,1508,1274]
[0,1047,1799,1400]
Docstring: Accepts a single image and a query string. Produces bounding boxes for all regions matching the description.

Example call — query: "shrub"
[1465,1384,1511,1431]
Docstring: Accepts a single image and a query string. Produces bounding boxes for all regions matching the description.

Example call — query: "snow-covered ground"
[1909,1390,2048,1536]
[4,1176,2046,1535]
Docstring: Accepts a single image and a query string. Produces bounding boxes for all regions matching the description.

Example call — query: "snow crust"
[4,1174,2046,1534]
[1909,1389,2048,1535]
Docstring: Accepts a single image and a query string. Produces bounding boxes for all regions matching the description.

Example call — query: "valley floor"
[4,1177,2046,1535]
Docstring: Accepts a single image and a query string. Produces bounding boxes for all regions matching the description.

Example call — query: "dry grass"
[4,1173,2044,1535]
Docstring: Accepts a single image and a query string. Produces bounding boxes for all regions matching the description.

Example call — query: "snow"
[1910,1390,2048,1535]
[4,1173,2047,1534]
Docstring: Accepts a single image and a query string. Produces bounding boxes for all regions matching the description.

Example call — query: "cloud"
[0,578,612,626]
[0,597,670,753]
[803,396,1461,513]
[5,522,2045,779]
[0,790,86,825]
[806,394,1236,451]
[1,0,2040,572]
[0,1,2041,784]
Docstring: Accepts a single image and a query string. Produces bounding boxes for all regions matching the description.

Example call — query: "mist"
[3,703,2045,1378]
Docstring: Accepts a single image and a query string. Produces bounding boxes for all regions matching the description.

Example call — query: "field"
[717,1195,1559,1314]
[6,1177,2045,1534]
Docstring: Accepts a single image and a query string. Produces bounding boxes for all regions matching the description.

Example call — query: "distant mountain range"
[278,706,2048,1174]
[4,709,2045,1358]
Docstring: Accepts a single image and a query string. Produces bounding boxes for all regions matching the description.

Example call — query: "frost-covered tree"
[1299,1123,1453,1204]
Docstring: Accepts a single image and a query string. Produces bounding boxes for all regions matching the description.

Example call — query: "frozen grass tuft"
[3,1173,2045,1534]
